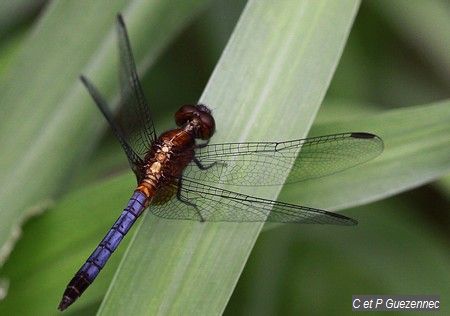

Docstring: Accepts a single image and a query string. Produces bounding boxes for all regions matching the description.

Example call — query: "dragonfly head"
[175,104,215,140]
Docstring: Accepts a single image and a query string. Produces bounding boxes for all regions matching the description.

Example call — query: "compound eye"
[175,105,197,126]
[198,112,215,140]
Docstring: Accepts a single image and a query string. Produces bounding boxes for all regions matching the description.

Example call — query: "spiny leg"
[176,178,205,222]
[193,157,220,170]
[194,140,228,170]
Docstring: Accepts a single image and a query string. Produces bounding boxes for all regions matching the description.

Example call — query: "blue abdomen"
[59,191,147,309]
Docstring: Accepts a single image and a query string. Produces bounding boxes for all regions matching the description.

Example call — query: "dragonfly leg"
[176,178,205,222]
[193,157,219,170]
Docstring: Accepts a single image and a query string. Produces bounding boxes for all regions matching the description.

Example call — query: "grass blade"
[98,1,360,314]
[0,174,135,315]
[2,99,448,314]
[281,99,450,209]
[370,0,450,85]
[227,195,450,314]
[0,0,210,265]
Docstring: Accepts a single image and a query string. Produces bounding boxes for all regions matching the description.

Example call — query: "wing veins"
[116,14,157,147]
[80,75,143,172]
[184,132,383,186]
[176,179,357,225]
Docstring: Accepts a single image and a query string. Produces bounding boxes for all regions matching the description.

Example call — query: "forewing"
[79,15,156,181]
[116,14,157,156]
[80,76,144,180]
[150,179,356,225]
[183,133,383,186]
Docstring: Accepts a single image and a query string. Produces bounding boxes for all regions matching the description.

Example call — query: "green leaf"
[227,195,450,315]
[370,0,450,85]
[0,0,44,39]
[437,174,450,196]
[280,99,450,210]
[3,98,447,315]
[98,1,360,314]
[0,0,210,265]
[0,29,26,76]
[0,174,135,315]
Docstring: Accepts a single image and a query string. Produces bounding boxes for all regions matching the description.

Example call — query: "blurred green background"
[0,0,449,315]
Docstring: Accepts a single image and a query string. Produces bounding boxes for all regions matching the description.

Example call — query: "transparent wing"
[183,132,383,186]
[80,75,144,180]
[150,179,356,225]
[80,15,156,181]
[116,14,157,156]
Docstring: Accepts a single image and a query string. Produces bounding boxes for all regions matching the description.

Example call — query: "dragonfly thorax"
[138,127,197,198]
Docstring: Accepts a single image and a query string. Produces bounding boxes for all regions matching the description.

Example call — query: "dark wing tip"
[346,217,358,226]
[350,132,384,155]
[330,212,358,226]
[79,74,88,85]
[79,75,96,93]
[117,13,125,26]
[350,132,377,139]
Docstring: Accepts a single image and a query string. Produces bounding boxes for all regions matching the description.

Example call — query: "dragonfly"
[58,14,383,311]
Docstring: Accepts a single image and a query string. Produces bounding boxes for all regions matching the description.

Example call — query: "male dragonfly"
[58,14,383,311]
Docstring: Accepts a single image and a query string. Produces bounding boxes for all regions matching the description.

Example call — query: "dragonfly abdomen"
[58,191,147,311]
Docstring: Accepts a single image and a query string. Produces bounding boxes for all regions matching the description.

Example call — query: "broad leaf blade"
[370,0,450,85]
[0,0,210,264]
[2,100,448,315]
[98,1,360,314]
[227,196,450,315]
[281,99,450,209]
[0,174,135,315]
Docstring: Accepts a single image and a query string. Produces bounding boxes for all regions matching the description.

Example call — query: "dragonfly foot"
[193,158,227,171]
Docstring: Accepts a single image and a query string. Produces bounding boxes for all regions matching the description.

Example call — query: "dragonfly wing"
[183,132,383,186]
[116,14,157,155]
[80,76,144,180]
[150,179,356,225]
[80,15,157,181]
[150,180,203,221]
